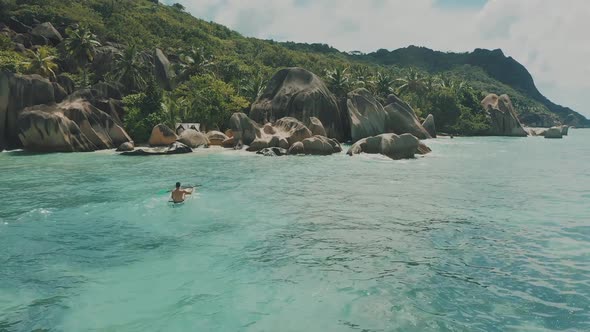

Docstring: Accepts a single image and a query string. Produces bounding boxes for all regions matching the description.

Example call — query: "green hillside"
[1,0,587,141]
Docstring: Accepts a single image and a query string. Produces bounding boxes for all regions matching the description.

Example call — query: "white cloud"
[166,0,590,117]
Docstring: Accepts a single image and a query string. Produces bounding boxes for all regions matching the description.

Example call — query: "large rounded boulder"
[301,136,342,155]
[383,94,431,140]
[178,129,209,148]
[481,94,528,137]
[250,67,345,140]
[206,131,229,146]
[274,117,313,145]
[308,117,327,137]
[17,98,132,152]
[544,127,563,139]
[149,124,178,146]
[346,88,388,142]
[347,133,431,160]
[31,22,63,45]
[229,112,261,146]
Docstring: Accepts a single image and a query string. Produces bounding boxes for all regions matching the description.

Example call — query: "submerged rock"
[481,94,528,137]
[256,147,288,157]
[121,142,192,156]
[149,124,178,147]
[250,67,345,140]
[347,133,431,160]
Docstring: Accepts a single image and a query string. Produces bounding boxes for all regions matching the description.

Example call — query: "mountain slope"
[355,46,588,127]
[1,0,587,130]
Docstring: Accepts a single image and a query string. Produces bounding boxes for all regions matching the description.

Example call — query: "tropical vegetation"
[1,0,586,142]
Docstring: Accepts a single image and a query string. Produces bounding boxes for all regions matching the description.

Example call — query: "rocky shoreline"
[1,65,572,160]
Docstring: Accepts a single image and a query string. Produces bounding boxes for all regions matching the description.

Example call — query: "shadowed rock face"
[31,22,62,45]
[544,127,563,139]
[250,67,345,140]
[347,88,387,142]
[345,89,431,142]
[383,94,431,140]
[229,112,262,146]
[481,94,528,137]
[17,98,131,152]
[308,117,327,137]
[423,114,436,138]
[1,72,57,150]
[154,48,173,91]
[347,133,431,160]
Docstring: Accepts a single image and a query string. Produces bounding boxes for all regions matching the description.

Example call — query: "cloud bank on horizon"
[164,0,590,117]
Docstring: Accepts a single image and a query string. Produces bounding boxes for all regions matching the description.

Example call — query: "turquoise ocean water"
[1,131,589,331]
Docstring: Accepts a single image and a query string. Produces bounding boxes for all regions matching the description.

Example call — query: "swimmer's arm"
[183,188,193,195]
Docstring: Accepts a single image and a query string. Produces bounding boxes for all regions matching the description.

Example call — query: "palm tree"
[161,91,187,126]
[325,67,351,98]
[110,45,147,92]
[175,47,215,81]
[24,47,58,80]
[350,65,373,88]
[64,26,101,87]
[373,71,395,99]
[240,75,267,102]
[438,75,455,89]
[396,68,427,96]
[439,76,470,94]
[424,74,441,92]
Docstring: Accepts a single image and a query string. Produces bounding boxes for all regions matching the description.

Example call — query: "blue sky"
[163,0,590,117]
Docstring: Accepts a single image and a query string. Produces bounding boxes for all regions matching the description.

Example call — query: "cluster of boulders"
[0,71,133,152]
[242,67,435,160]
[348,133,432,160]
[1,19,64,51]
[480,94,528,137]
[118,67,442,160]
[526,125,569,139]
[0,17,177,153]
[229,113,343,156]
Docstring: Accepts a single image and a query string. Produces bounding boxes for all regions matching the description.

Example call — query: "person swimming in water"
[171,182,193,203]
